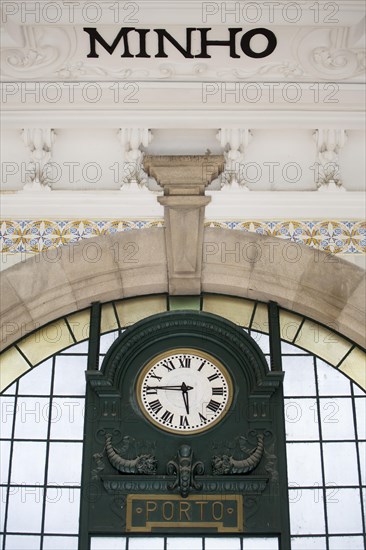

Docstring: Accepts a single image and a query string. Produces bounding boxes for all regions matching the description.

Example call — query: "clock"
[136,348,233,434]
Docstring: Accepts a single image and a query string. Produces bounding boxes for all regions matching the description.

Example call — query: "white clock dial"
[136,349,233,434]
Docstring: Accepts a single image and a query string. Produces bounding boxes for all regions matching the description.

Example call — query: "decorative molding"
[313,129,348,190]
[2,110,365,130]
[102,475,269,495]
[104,433,157,475]
[87,312,283,397]
[118,128,153,188]
[1,26,77,79]
[21,128,56,191]
[217,128,253,188]
[1,219,364,255]
[212,433,264,475]
[306,28,365,80]
[167,445,204,498]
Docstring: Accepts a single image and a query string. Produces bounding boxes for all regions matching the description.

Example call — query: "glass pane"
[282,356,316,396]
[47,442,83,485]
[316,359,351,396]
[359,442,366,485]
[323,442,359,486]
[286,443,322,486]
[167,538,202,550]
[0,440,10,484]
[319,398,355,440]
[285,399,319,440]
[50,398,84,440]
[0,347,31,393]
[251,332,270,354]
[43,536,79,550]
[5,535,41,549]
[44,487,80,534]
[17,320,74,365]
[352,384,365,396]
[61,341,89,354]
[10,441,46,485]
[202,295,254,327]
[355,398,366,439]
[90,537,127,550]
[279,311,302,342]
[291,537,326,549]
[7,486,44,532]
[99,331,119,354]
[328,536,365,549]
[169,296,201,311]
[53,355,87,395]
[2,383,17,395]
[242,538,279,549]
[281,342,305,354]
[128,538,164,550]
[0,396,15,438]
[205,538,241,550]
[14,397,49,440]
[326,488,363,534]
[17,359,52,395]
[289,488,326,535]
[294,320,352,366]
[0,487,7,531]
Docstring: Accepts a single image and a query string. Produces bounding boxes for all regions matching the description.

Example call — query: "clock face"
[136,349,233,434]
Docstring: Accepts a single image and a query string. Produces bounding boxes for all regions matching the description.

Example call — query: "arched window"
[1,295,365,550]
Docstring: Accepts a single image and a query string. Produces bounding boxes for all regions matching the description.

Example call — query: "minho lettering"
[83,27,277,59]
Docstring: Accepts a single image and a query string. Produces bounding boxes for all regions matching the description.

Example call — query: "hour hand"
[181,382,190,414]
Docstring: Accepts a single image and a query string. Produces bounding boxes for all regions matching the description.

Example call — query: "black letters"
[240,28,277,59]
[83,27,277,60]
[84,27,135,58]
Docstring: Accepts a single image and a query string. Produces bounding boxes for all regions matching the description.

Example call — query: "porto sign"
[83,27,277,59]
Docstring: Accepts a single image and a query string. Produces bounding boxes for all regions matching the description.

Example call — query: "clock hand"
[146,385,194,391]
[181,382,190,415]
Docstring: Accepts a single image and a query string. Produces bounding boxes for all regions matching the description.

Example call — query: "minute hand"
[147,385,193,391]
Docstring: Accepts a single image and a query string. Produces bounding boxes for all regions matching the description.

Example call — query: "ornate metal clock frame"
[80,307,290,546]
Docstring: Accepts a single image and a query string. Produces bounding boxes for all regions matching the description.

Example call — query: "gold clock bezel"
[136,348,233,435]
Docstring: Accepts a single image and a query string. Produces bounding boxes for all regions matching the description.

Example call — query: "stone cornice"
[1,190,364,219]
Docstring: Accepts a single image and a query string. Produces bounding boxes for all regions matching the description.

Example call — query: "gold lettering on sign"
[126,494,244,532]
[196,500,208,520]
[162,501,174,521]
[179,501,191,521]
[146,501,157,521]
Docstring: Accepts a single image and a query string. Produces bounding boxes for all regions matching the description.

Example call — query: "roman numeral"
[207,373,219,382]
[161,410,174,424]
[161,359,176,371]
[149,373,162,382]
[145,387,158,395]
[149,399,163,413]
[178,357,191,369]
[212,387,224,395]
[180,415,189,427]
[207,399,221,413]
[199,413,207,423]
[198,360,206,372]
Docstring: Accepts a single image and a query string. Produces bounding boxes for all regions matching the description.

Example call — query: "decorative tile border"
[0,219,365,255]
[206,220,366,255]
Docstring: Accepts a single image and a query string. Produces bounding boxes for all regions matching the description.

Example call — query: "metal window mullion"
[87,302,102,372]
[350,385,366,548]
[314,357,330,550]
[268,301,291,550]
[39,355,56,550]
[1,381,19,550]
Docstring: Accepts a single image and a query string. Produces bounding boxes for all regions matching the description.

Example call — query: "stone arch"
[1,227,364,352]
